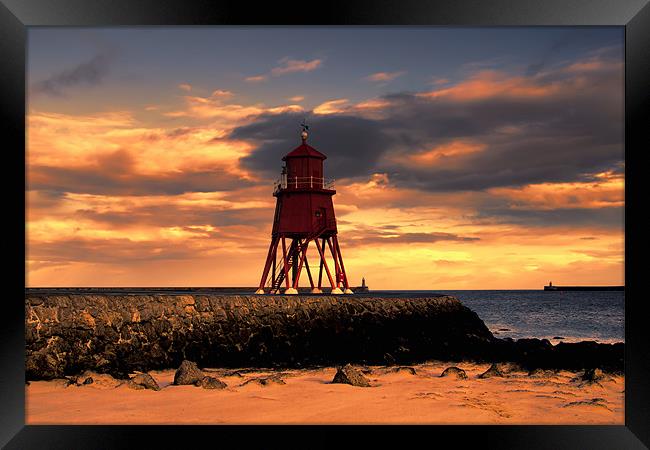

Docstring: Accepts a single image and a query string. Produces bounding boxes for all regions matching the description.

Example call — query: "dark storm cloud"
[30,237,200,264]
[29,149,253,196]
[32,51,116,96]
[236,53,623,194]
[525,32,572,77]
[344,230,479,247]
[75,205,270,229]
[475,206,624,229]
[234,112,396,179]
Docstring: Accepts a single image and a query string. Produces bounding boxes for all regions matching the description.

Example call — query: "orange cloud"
[489,173,624,210]
[406,140,486,167]
[178,83,192,91]
[244,75,267,83]
[271,57,322,76]
[313,99,349,115]
[211,89,233,98]
[364,71,405,82]
[418,70,563,101]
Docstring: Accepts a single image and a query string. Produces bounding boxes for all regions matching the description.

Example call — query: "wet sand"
[26,362,624,425]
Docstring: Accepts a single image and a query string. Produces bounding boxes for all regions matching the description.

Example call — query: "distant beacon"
[255,123,353,295]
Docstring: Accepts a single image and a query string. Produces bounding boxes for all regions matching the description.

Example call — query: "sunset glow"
[26,28,624,289]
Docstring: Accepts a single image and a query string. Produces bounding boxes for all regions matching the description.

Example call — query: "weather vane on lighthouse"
[254,122,353,295]
[300,118,309,142]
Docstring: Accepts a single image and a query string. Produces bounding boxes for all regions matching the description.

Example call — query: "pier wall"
[26,294,494,379]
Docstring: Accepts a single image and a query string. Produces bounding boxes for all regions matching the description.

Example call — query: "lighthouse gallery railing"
[273,176,335,193]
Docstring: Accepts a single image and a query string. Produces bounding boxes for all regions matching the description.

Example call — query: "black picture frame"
[2,0,648,448]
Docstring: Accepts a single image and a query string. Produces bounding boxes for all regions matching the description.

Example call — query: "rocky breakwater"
[25,293,624,380]
[26,294,495,379]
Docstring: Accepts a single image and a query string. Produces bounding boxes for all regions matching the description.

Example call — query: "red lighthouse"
[255,125,353,295]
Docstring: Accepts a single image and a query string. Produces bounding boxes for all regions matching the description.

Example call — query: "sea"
[371,290,625,344]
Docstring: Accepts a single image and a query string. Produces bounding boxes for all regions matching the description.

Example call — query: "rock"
[129,373,160,391]
[126,380,145,390]
[383,353,396,366]
[173,360,204,385]
[562,398,611,410]
[389,366,417,375]
[478,363,504,379]
[196,376,227,389]
[498,362,525,374]
[440,366,467,379]
[223,370,245,377]
[25,347,65,380]
[74,371,122,388]
[528,368,557,378]
[577,368,608,384]
[50,378,75,388]
[241,376,285,387]
[332,364,371,387]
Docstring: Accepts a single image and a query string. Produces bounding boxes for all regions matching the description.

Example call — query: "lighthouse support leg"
[291,239,300,287]
[292,239,310,289]
[317,238,325,289]
[303,249,315,289]
[326,237,343,294]
[281,237,291,290]
[333,236,352,293]
[315,236,336,291]
[257,236,278,293]
[271,245,277,292]
[282,238,298,295]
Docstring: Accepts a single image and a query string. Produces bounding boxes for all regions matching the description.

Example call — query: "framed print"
[2,0,648,447]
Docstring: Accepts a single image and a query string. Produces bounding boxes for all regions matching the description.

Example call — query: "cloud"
[233,111,395,179]
[237,49,623,198]
[32,51,115,96]
[245,75,268,83]
[474,206,623,229]
[344,229,479,247]
[26,44,624,288]
[29,149,255,196]
[364,71,405,83]
[431,78,450,85]
[271,57,322,76]
[313,99,349,115]
[245,57,323,82]
[525,32,572,77]
[211,89,233,98]
[289,95,305,102]
[163,93,302,122]
[178,83,192,91]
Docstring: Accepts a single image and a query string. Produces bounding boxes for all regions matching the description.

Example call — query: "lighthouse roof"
[282,142,327,161]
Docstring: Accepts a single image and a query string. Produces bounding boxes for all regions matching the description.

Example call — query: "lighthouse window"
[315,210,322,217]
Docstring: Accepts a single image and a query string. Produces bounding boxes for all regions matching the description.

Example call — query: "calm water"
[372,290,624,344]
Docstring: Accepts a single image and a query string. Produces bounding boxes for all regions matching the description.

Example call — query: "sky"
[26,27,624,289]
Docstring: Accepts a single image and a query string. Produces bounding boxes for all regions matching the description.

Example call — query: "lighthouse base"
[284,288,298,295]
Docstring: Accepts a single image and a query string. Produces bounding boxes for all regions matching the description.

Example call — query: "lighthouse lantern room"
[255,123,353,295]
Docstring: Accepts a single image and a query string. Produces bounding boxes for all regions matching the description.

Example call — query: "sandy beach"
[26,361,624,425]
